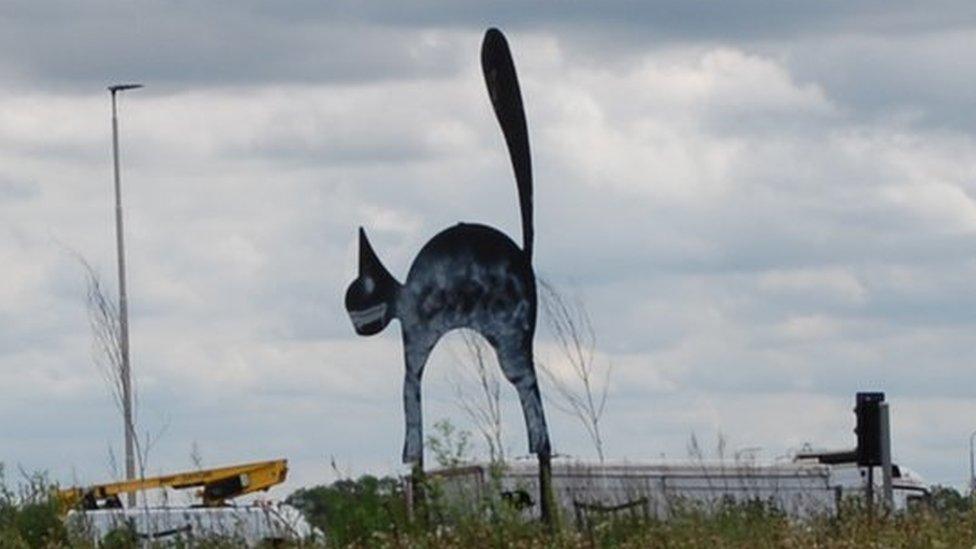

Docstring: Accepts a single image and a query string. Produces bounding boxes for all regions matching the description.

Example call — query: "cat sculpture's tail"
[481,28,534,262]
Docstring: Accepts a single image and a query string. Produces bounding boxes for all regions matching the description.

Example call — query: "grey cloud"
[786,31,976,131]
[2,0,974,92]
[0,177,39,200]
[0,2,469,91]
[268,1,973,42]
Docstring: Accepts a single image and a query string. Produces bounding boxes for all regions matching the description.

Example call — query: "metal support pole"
[109,83,142,506]
[969,430,976,498]
[879,402,893,511]
[538,451,555,530]
[409,458,426,526]
[865,466,874,519]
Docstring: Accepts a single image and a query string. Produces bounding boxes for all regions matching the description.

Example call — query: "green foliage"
[0,464,68,548]
[280,479,976,548]
[426,420,472,469]
[285,474,407,546]
[0,465,19,544]
[97,526,137,549]
[12,502,67,548]
[928,485,970,516]
[5,458,976,548]
[627,498,794,548]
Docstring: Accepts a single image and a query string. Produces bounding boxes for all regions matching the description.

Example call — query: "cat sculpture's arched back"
[345,28,551,464]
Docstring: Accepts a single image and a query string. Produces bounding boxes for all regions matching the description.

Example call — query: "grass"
[3,463,976,548]
[348,500,976,548]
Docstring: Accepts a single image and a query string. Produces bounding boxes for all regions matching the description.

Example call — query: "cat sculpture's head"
[345,228,399,336]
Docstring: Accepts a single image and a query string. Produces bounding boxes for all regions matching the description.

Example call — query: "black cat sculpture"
[345,28,551,466]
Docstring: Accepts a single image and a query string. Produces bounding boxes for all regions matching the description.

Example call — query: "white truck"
[66,502,319,546]
[427,456,929,523]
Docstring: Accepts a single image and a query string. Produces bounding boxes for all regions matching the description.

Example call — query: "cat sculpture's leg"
[402,329,438,464]
[495,338,551,456]
[496,336,556,527]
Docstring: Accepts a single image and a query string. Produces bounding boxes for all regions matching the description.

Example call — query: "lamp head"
[108,84,144,93]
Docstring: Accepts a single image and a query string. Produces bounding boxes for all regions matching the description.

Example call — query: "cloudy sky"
[2,2,975,495]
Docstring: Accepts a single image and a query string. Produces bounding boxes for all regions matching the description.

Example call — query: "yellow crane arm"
[58,459,288,511]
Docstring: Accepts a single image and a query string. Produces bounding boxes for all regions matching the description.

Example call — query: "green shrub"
[98,526,137,549]
[12,502,67,548]
[0,464,68,548]
[286,474,407,546]
[4,458,976,548]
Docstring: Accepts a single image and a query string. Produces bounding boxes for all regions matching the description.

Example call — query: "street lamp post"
[969,429,976,497]
[109,83,142,506]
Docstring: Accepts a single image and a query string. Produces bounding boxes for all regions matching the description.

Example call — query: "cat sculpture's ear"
[358,227,397,286]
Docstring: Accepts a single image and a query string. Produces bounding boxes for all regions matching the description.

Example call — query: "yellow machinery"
[58,459,288,511]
